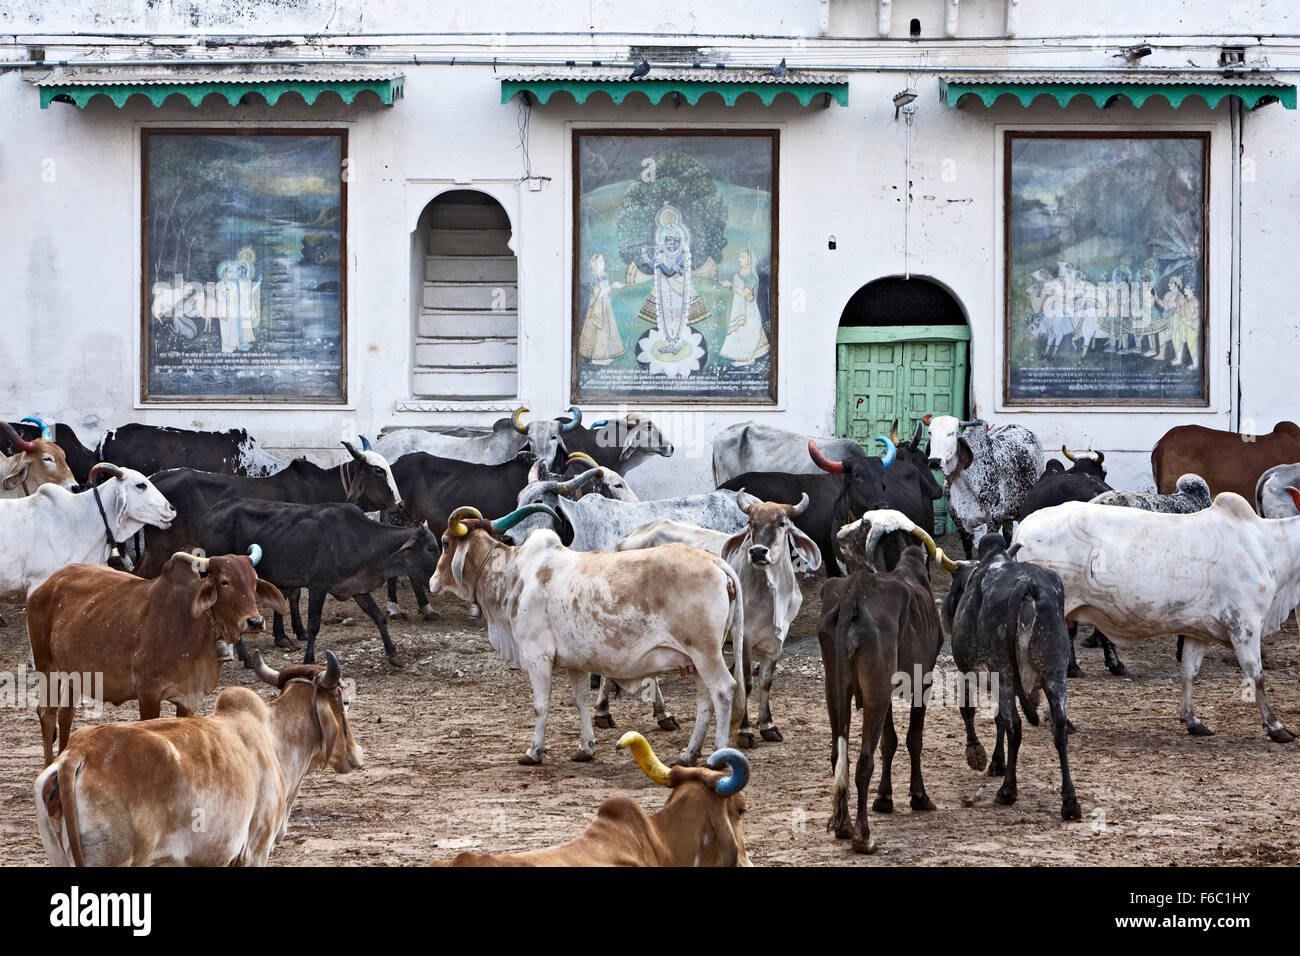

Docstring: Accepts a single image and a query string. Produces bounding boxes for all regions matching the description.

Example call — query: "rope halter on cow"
[87,462,129,567]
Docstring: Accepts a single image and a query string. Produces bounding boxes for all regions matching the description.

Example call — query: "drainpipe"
[1230,95,1243,432]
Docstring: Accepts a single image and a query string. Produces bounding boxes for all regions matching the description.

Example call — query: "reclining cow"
[0,421,76,499]
[1013,490,1300,742]
[617,491,822,748]
[376,406,578,469]
[26,548,288,765]
[1152,420,1300,500]
[941,533,1081,821]
[556,413,674,474]
[428,504,746,766]
[431,732,751,866]
[818,511,951,853]
[35,650,362,867]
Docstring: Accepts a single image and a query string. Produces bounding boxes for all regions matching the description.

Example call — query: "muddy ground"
[2,535,1298,866]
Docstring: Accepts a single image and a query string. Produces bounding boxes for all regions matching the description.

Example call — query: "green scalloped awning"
[38,75,404,109]
[501,79,848,108]
[940,78,1295,111]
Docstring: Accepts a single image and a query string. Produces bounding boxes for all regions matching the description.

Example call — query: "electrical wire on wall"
[515,93,532,181]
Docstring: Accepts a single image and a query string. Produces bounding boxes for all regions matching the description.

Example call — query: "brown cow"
[1151,421,1300,499]
[26,550,288,765]
[0,421,75,499]
[431,732,751,867]
[34,650,362,866]
[819,512,953,854]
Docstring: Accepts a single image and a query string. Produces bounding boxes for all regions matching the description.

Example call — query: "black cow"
[1018,449,1112,522]
[193,498,440,667]
[554,414,674,473]
[97,423,291,477]
[381,451,538,618]
[942,533,1081,821]
[818,533,944,853]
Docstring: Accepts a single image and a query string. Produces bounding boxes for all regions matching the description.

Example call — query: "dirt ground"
[2,536,1298,867]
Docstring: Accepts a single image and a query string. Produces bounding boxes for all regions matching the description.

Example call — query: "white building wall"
[2,0,1298,497]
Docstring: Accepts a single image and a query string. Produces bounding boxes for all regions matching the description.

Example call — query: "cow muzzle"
[243,616,265,633]
[748,545,771,566]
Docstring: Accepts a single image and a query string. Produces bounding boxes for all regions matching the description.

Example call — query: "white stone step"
[422,283,518,310]
[413,368,517,398]
[426,255,517,282]
[428,228,512,256]
[415,339,518,367]
[418,311,517,338]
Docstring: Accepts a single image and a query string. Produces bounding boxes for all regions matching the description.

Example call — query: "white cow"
[1013,492,1300,742]
[428,504,746,766]
[617,491,822,746]
[0,464,176,600]
[375,406,580,468]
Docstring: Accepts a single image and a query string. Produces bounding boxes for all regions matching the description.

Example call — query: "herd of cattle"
[4,408,1300,866]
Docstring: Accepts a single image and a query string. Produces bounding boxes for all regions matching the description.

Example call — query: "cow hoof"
[910,795,936,812]
[571,749,595,763]
[657,715,680,731]
[994,786,1017,806]
[965,742,988,771]
[986,759,1005,777]
[1107,662,1127,676]
[1267,726,1296,744]
[737,730,756,749]
[1061,796,1083,821]
[674,753,699,767]
[386,653,403,668]
[275,635,301,650]
[593,713,615,729]
[517,752,543,766]
[872,796,893,814]
[1067,662,1082,678]
[760,726,784,743]
[468,604,481,618]
[387,608,406,621]
[850,837,877,855]
[420,607,440,621]
[831,824,854,841]
[1187,722,1215,737]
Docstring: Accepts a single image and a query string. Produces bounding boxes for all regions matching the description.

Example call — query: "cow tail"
[57,756,88,867]
[1004,582,1040,727]
[722,561,747,738]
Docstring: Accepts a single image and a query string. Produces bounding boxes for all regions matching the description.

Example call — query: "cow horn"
[172,551,209,573]
[735,488,762,514]
[566,451,599,469]
[87,462,125,484]
[512,406,530,435]
[1094,450,1104,465]
[910,420,925,447]
[360,435,372,452]
[21,416,52,439]
[2,422,34,453]
[889,419,899,445]
[788,492,810,516]
[247,544,262,567]
[1061,445,1078,462]
[560,406,582,432]
[958,418,984,428]
[909,526,959,572]
[527,459,543,483]
[876,436,897,468]
[249,650,282,687]
[590,419,609,430]
[922,413,933,425]
[808,439,843,474]
[1285,486,1300,512]
[556,468,601,496]
[615,731,671,787]
[490,503,560,533]
[316,650,341,690]
[447,506,483,537]
[706,748,751,797]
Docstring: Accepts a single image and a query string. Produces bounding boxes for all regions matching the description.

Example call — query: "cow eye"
[135,482,147,490]
[43,456,55,464]
[220,579,230,588]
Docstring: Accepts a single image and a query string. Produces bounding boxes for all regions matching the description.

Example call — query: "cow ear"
[451,543,470,588]
[191,579,219,619]
[788,526,823,571]
[256,579,290,615]
[957,437,975,470]
[720,531,749,564]
[1,461,30,490]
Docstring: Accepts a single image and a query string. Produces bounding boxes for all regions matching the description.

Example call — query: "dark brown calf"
[818,529,948,853]
[26,552,288,765]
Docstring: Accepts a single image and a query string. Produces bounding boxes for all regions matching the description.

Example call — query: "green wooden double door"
[835,325,971,533]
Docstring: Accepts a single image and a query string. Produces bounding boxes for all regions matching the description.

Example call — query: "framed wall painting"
[1004,131,1209,406]
[141,128,347,403]
[572,129,778,404]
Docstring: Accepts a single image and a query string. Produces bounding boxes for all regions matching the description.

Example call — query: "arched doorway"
[835,276,970,530]
[410,190,518,398]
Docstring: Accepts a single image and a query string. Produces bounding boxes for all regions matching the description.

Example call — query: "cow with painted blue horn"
[429,503,746,766]
[0,421,76,500]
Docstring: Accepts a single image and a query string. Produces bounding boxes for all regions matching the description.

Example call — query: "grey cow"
[711,421,868,487]
[1256,463,1300,518]
[375,406,580,469]
[942,533,1081,821]
[1091,473,1212,514]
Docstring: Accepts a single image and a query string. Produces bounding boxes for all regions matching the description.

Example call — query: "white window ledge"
[394,400,522,413]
